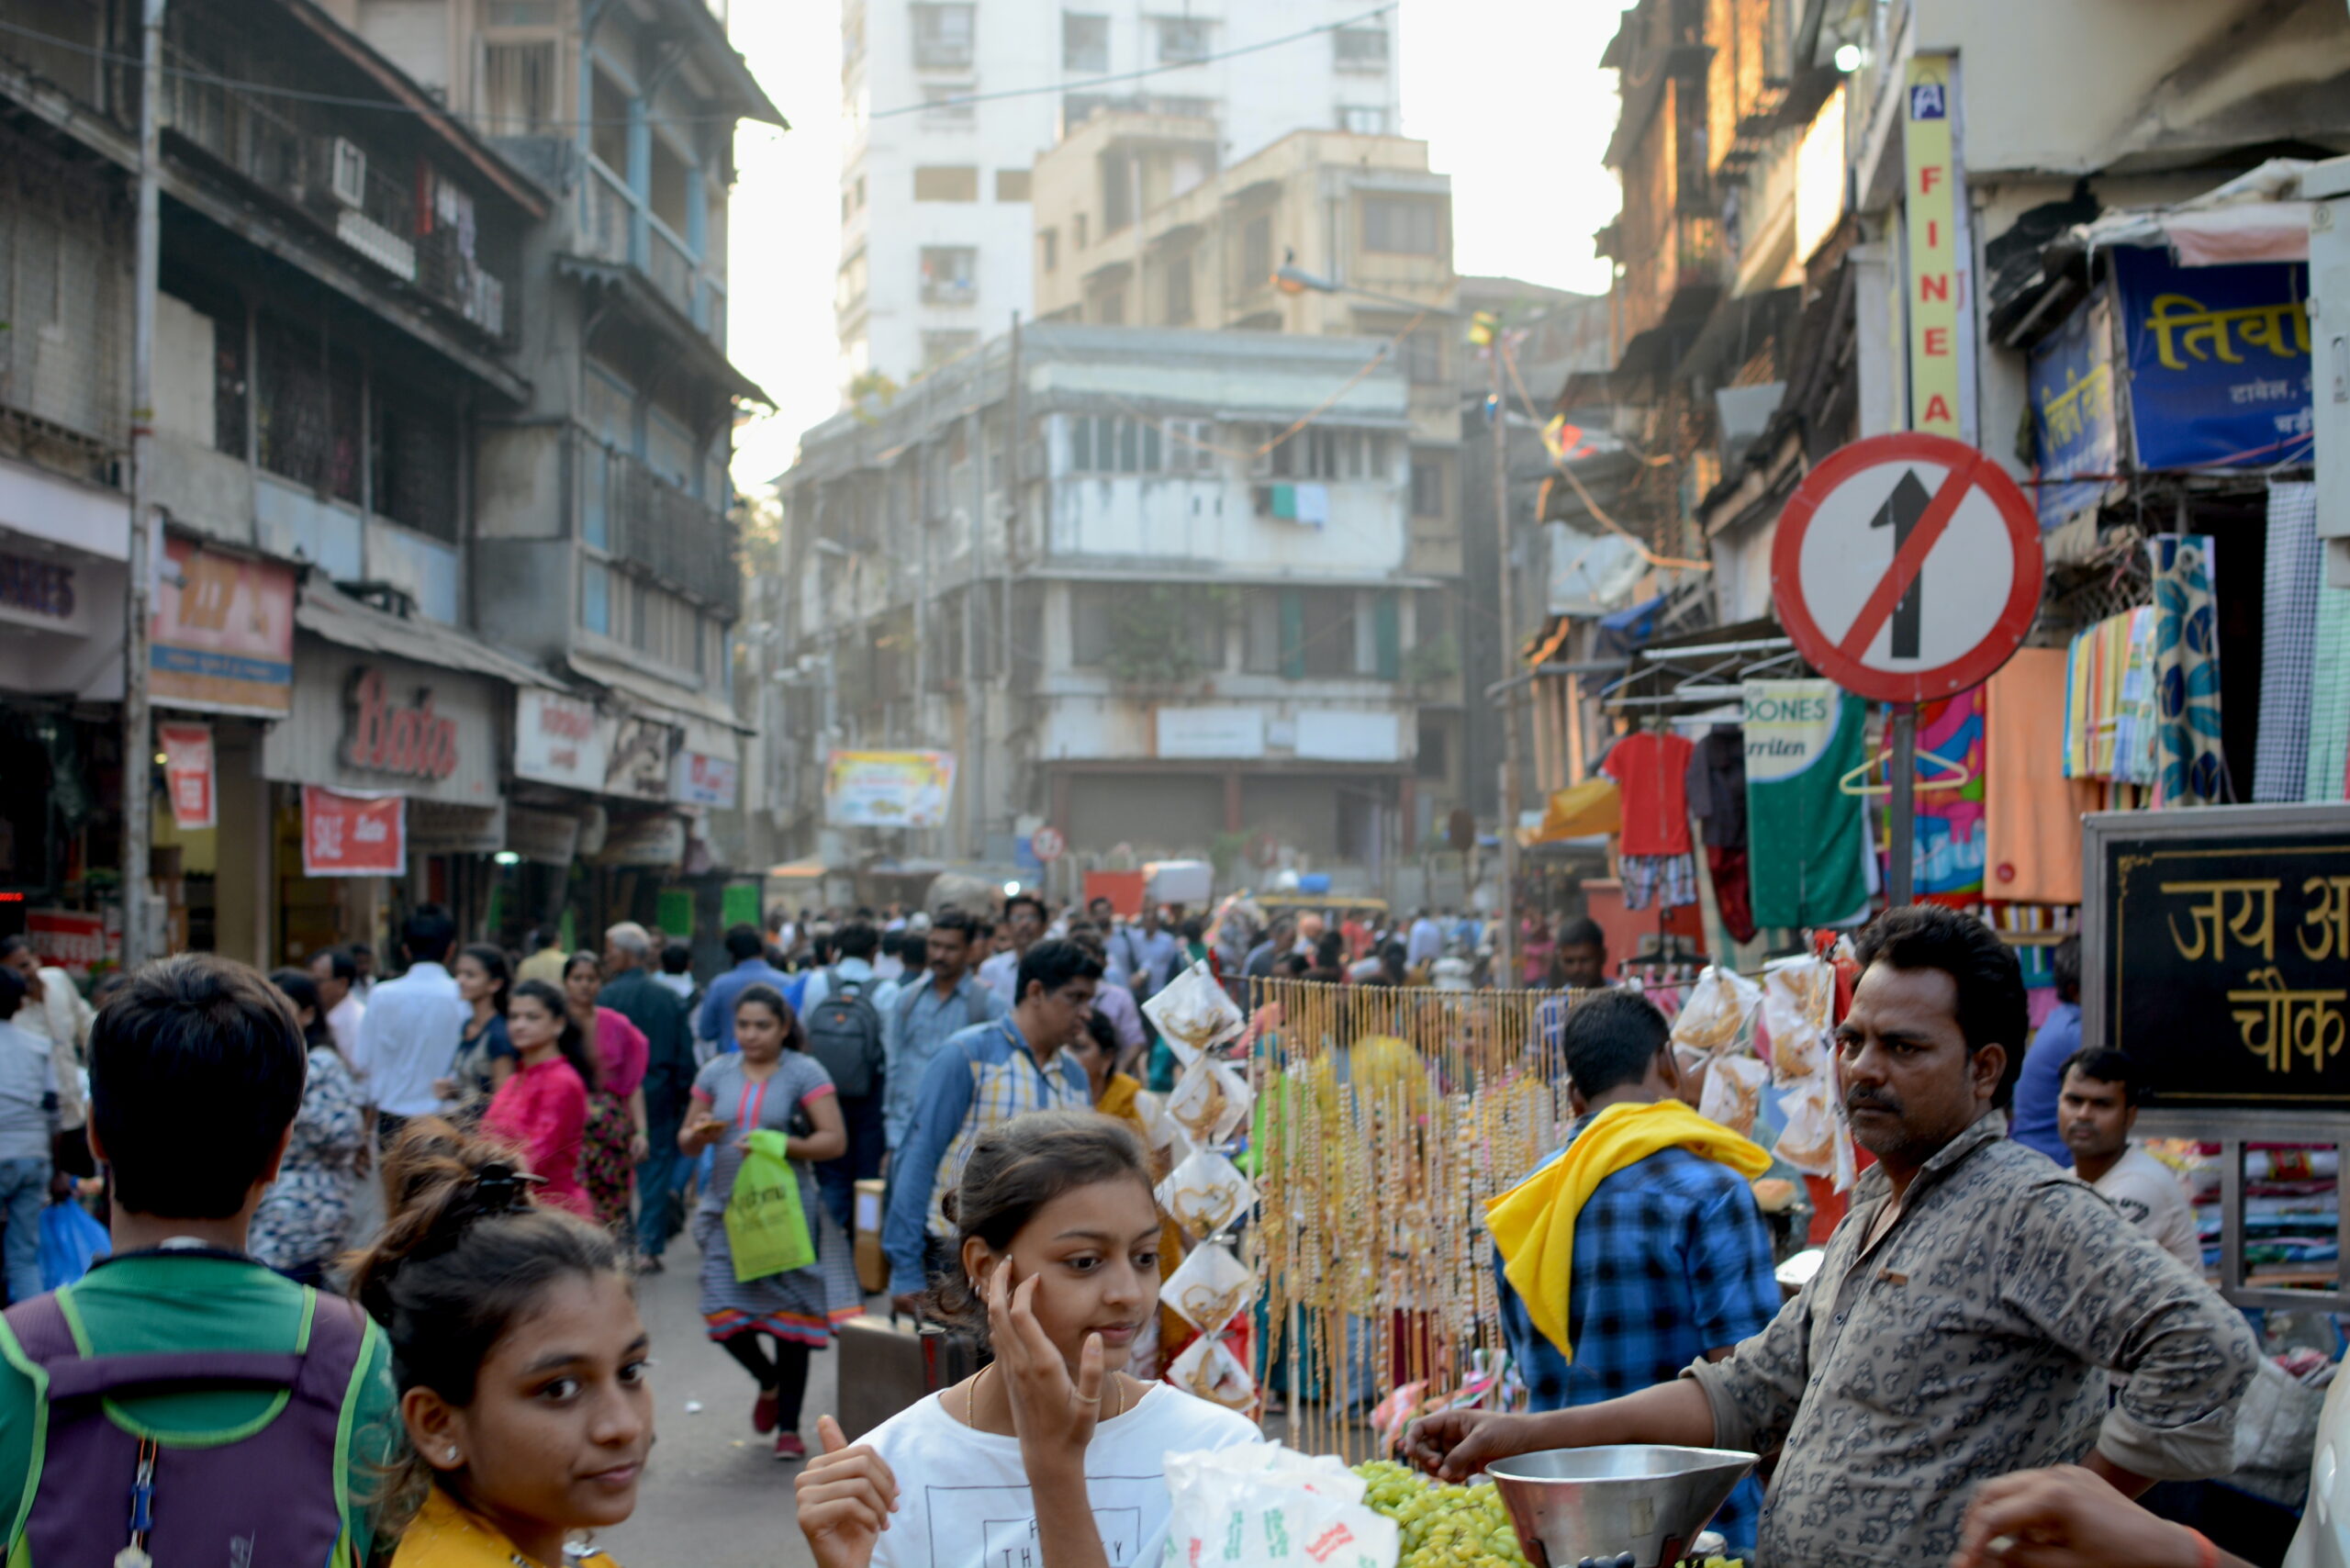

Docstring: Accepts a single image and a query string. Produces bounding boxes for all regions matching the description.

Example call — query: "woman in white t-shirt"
[796,1109,1257,1568]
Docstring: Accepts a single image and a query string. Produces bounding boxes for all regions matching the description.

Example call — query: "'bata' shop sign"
[342,667,460,780]
[263,650,498,805]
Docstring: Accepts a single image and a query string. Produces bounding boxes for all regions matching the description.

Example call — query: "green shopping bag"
[724,1128,816,1282]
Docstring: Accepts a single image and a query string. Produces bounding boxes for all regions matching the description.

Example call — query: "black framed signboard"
[2083,803,2350,1309]
[2085,803,2350,1107]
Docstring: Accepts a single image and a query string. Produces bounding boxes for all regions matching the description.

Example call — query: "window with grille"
[1300,589,1359,678]
[580,558,610,634]
[1333,28,1389,69]
[1155,17,1212,63]
[1361,196,1440,254]
[912,4,974,68]
[634,584,699,672]
[482,42,555,136]
[1268,427,1386,480]
[1039,229,1058,273]
[923,84,974,124]
[1410,451,1448,518]
[372,376,459,540]
[921,246,978,305]
[1063,13,1108,73]
[913,165,979,201]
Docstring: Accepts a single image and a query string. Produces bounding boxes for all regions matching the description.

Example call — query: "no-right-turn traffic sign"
[1770,431,2042,703]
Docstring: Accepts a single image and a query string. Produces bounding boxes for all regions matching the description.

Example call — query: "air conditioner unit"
[330,138,367,208]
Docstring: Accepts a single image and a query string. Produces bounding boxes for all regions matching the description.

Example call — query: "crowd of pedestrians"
[0,891,2287,1568]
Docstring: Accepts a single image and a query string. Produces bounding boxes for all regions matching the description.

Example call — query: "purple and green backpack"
[0,1284,381,1567]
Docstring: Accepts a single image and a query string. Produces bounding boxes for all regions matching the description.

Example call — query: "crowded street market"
[4,0,2350,1565]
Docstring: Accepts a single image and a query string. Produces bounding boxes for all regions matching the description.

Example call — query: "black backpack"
[804,969,886,1098]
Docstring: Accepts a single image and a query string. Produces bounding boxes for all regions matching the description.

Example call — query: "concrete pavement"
[593,1230,830,1568]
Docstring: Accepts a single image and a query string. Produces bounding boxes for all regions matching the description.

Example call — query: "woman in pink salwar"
[480,980,597,1219]
[563,951,651,1239]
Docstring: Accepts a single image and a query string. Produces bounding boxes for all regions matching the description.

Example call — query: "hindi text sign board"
[2084,803,2350,1111]
[1771,431,2042,703]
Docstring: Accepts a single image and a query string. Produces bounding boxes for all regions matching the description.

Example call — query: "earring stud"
[446,1447,460,1462]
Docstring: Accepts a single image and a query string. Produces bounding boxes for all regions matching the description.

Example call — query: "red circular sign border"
[1770,431,2043,704]
[1030,827,1066,863]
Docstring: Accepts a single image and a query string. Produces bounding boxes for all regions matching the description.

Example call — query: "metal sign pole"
[1886,701,1916,907]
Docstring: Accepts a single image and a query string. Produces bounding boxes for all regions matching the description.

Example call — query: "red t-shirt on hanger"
[1602,731,1695,857]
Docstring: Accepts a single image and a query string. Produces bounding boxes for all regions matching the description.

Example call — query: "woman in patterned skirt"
[680,984,844,1462]
[563,951,649,1239]
[252,970,368,1284]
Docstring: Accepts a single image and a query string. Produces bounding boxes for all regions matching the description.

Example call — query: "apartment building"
[0,0,778,969]
[837,0,1402,391]
[771,325,1451,892]
[351,0,778,894]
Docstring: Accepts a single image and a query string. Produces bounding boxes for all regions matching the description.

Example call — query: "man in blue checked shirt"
[1493,989,1780,1556]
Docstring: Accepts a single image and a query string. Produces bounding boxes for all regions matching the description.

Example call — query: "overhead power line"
[870,4,1396,118]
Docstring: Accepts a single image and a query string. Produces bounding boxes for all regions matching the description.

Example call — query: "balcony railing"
[609,449,740,616]
[158,33,510,342]
[573,156,730,353]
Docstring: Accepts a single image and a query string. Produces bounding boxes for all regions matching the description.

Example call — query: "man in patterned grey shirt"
[1407,904,2258,1568]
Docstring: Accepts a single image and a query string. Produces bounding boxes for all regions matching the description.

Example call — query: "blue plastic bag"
[38,1200,109,1292]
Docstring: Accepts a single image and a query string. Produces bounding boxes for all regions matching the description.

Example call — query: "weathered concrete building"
[769,325,1452,894]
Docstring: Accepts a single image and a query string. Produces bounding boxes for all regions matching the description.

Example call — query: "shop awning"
[1520,777,1621,846]
[295,583,564,689]
[765,857,832,880]
[567,648,753,735]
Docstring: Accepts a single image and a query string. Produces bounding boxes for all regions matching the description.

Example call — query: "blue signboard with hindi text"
[2110,247,2312,470]
[2027,286,2120,527]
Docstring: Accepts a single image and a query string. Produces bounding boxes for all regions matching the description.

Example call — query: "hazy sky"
[722,0,1629,490]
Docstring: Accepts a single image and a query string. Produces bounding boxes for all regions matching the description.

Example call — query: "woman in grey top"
[680,984,845,1461]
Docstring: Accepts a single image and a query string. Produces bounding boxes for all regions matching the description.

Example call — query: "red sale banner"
[300,786,406,877]
[158,722,217,830]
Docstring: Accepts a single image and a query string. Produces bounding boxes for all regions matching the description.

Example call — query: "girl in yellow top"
[348,1118,651,1567]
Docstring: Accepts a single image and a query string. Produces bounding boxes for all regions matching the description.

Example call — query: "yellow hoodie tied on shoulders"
[1485,1098,1773,1361]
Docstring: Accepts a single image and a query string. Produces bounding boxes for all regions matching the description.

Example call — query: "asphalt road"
[593,1228,834,1568]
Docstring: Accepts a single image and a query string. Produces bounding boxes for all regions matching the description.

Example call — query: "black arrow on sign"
[1868,469,1932,658]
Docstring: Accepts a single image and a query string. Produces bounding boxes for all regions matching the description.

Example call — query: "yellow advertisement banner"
[1902,54,1961,438]
[822,749,957,829]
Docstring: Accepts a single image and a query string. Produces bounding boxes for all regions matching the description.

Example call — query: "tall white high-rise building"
[836,0,1402,391]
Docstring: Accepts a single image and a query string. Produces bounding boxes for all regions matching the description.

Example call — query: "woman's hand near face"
[798,1415,898,1568]
[984,1260,1103,1470]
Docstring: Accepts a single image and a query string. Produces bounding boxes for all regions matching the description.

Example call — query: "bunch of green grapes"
[1353,1461,1528,1568]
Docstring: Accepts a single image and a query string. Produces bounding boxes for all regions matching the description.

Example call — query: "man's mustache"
[1844,1089,1901,1117]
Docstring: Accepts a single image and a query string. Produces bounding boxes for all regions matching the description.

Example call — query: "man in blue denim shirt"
[1493,989,1779,1555]
[881,911,1004,1153]
[883,940,1099,1315]
[0,967,59,1303]
[698,924,798,1055]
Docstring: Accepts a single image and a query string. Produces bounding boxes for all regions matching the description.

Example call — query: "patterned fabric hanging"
[2255,483,2320,802]
[2145,534,2227,807]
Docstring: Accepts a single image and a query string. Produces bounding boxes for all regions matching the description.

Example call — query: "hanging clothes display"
[1742,681,1866,930]
[1620,853,1696,912]
[2255,482,2320,802]
[1600,730,1695,855]
[2307,570,2350,803]
[1908,687,1986,904]
[2145,533,2227,807]
[1986,647,2098,905]
[1686,728,1754,941]
[2063,608,2160,790]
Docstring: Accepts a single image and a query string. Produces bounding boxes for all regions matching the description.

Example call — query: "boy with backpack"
[796,921,888,1235]
[0,954,399,1566]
